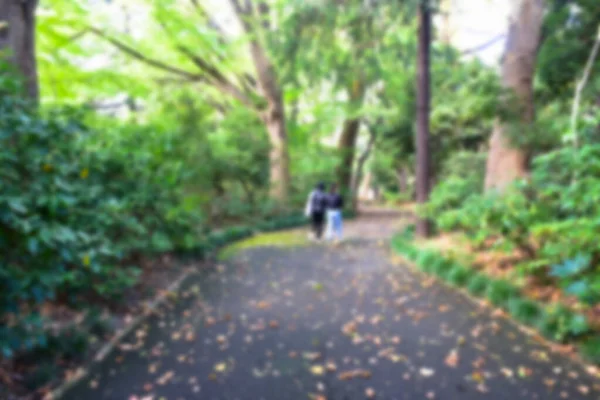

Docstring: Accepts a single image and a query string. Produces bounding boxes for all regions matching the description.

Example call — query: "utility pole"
[415,0,431,238]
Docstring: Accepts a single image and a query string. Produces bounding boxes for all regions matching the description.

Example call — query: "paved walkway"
[65,209,600,399]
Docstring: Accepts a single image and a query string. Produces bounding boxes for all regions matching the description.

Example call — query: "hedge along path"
[59,207,600,399]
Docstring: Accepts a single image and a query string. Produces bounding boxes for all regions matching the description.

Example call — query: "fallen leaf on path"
[390,336,401,344]
[365,387,376,398]
[472,357,485,369]
[501,368,513,378]
[303,352,321,361]
[310,365,325,376]
[156,370,174,386]
[472,371,484,383]
[518,366,532,378]
[326,361,337,372]
[444,349,459,368]
[544,378,556,388]
[143,383,153,392]
[214,362,227,373]
[419,368,435,378]
[578,385,590,395]
[216,335,227,344]
[269,320,279,329]
[257,301,270,310]
[342,321,357,335]
[338,369,371,380]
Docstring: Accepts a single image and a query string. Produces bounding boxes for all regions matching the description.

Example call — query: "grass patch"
[508,297,542,325]
[218,230,308,260]
[466,273,490,296]
[430,257,453,279]
[447,264,470,287]
[579,335,600,364]
[485,279,518,307]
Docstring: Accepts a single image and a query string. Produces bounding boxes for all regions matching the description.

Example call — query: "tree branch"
[154,19,260,109]
[569,24,600,146]
[88,27,202,81]
[461,34,506,55]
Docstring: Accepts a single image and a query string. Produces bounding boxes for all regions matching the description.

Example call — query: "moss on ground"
[218,230,309,260]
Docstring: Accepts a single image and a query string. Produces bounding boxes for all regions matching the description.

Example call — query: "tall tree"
[0,0,39,101]
[484,0,545,191]
[415,0,432,238]
[77,0,290,203]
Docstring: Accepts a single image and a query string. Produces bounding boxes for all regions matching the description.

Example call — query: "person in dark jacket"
[304,182,327,240]
[325,183,344,242]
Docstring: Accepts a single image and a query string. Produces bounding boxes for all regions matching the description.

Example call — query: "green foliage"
[466,274,490,296]
[579,335,600,364]
[0,89,206,358]
[508,298,542,325]
[446,264,470,287]
[486,280,518,307]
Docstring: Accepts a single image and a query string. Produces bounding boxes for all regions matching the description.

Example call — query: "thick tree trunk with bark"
[484,0,545,192]
[0,0,38,101]
[350,124,377,210]
[337,76,366,204]
[337,118,361,198]
[263,100,290,203]
[415,2,432,238]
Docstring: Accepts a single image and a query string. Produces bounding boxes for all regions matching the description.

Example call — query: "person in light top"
[325,183,344,242]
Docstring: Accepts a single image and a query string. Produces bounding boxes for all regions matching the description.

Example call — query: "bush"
[508,298,542,325]
[420,151,485,221]
[426,143,600,308]
[0,94,202,358]
[467,274,490,296]
[447,264,470,287]
[486,280,518,307]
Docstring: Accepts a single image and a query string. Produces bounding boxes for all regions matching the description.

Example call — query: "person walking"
[325,183,344,243]
[304,182,327,240]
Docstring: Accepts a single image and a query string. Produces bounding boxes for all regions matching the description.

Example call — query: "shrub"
[0,93,202,358]
[466,274,490,296]
[508,298,542,325]
[579,335,600,364]
[486,280,518,307]
[447,264,470,287]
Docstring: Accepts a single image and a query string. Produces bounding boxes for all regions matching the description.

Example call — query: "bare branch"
[461,34,505,55]
[88,27,202,81]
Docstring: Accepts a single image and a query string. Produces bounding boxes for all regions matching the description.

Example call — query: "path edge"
[44,267,199,400]
[390,250,600,380]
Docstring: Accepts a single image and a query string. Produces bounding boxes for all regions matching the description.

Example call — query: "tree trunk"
[351,124,377,210]
[247,35,290,203]
[415,1,432,238]
[337,76,366,203]
[0,0,39,101]
[396,167,408,193]
[263,102,290,203]
[484,0,545,192]
[337,118,361,199]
